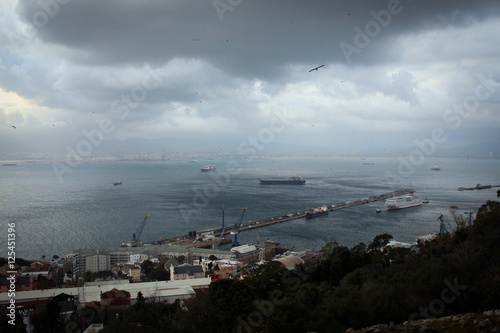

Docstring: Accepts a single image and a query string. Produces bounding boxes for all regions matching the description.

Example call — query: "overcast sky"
[1,0,499,157]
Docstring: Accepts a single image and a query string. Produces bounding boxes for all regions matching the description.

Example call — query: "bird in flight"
[309,65,324,72]
[11,125,16,129]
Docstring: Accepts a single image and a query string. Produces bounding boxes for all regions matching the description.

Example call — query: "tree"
[241,261,287,293]
[209,279,255,332]
[30,299,62,332]
[320,241,339,257]
[368,234,393,252]
[140,259,154,276]
[148,266,169,281]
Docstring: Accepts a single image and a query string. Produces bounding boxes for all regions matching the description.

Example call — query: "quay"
[148,188,414,248]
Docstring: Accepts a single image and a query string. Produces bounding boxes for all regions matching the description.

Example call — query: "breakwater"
[149,188,414,248]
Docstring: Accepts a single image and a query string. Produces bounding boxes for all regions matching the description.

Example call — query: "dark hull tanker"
[259,176,306,185]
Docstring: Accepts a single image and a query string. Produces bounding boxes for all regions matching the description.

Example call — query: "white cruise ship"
[385,192,423,210]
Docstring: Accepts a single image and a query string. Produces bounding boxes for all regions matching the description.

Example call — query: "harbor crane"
[213,226,226,250]
[231,207,248,247]
[122,214,150,247]
[464,208,474,226]
[213,205,226,250]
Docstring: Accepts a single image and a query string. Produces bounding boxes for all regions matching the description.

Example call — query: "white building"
[85,254,111,273]
[129,253,149,264]
[0,278,213,307]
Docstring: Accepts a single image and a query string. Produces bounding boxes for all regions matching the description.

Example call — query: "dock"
[148,188,414,248]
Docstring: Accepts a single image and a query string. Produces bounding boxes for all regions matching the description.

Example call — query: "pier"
[148,188,414,248]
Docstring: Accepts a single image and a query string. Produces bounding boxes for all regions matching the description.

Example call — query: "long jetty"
[218,188,413,235]
[148,188,414,248]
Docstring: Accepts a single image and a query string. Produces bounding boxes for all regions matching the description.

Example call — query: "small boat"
[422,199,429,204]
[113,180,122,186]
[201,164,216,172]
[431,165,441,171]
[376,208,382,213]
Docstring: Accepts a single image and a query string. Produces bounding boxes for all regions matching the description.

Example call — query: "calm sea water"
[1,156,499,260]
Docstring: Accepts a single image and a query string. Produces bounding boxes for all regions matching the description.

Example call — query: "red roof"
[101,288,130,299]
[109,297,130,307]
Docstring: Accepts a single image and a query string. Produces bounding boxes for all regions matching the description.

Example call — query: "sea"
[1,156,499,260]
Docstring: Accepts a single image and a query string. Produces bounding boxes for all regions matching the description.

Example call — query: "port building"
[75,244,234,272]
[0,278,212,308]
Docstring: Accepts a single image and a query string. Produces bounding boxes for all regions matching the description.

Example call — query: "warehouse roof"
[273,255,305,268]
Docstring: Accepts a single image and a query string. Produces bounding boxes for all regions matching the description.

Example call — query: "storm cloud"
[1,0,499,156]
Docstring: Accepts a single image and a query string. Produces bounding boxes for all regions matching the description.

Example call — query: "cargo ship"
[259,176,306,185]
[305,205,328,218]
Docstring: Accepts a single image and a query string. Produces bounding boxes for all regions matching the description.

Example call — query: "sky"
[1,0,499,158]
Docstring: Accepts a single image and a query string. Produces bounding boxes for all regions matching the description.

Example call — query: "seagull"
[309,65,324,72]
[11,125,16,129]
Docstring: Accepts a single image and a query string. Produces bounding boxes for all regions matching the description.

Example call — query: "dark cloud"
[15,0,500,76]
[0,0,498,156]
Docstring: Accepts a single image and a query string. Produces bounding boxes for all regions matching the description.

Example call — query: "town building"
[85,253,111,273]
[100,288,131,309]
[0,275,33,293]
[75,244,233,273]
[170,264,204,281]
[129,253,149,264]
[213,259,241,279]
[111,263,141,282]
[0,278,212,307]
[230,241,278,264]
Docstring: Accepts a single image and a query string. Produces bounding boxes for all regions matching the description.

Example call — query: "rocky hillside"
[349,309,500,333]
